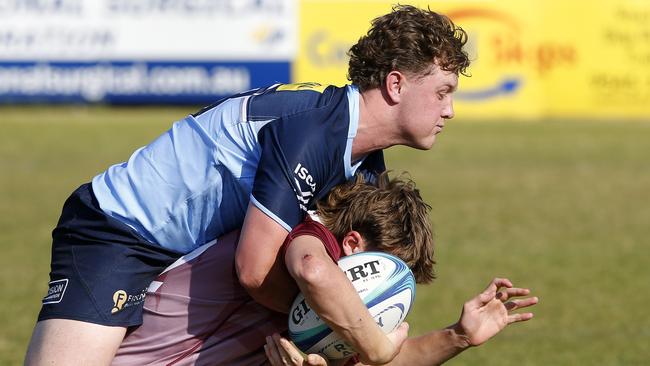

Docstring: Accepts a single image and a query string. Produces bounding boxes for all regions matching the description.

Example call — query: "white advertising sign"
[0,0,297,103]
[0,0,297,60]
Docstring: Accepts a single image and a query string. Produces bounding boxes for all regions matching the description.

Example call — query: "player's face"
[397,66,458,150]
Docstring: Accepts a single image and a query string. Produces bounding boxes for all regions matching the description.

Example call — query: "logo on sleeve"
[277,82,327,93]
[42,279,68,304]
[293,163,317,211]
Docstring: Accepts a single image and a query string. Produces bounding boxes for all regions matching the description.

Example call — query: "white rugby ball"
[288,251,416,360]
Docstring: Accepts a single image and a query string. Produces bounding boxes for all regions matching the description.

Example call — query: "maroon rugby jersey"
[113,219,350,365]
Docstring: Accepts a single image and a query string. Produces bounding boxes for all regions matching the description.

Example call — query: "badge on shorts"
[42,279,68,304]
[112,290,128,314]
[111,288,147,314]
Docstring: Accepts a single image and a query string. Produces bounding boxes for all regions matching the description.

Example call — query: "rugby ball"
[288,251,416,360]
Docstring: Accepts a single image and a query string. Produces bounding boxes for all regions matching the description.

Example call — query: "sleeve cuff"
[250,194,293,232]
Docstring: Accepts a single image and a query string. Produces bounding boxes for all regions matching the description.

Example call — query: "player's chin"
[412,142,435,151]
[419,135,437,150]
[405,134,437,150]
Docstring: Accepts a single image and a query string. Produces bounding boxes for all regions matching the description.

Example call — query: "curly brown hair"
[316,172,435,284]
[348,4,470,91]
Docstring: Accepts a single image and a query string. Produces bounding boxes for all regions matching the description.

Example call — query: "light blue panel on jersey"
[0,61,290,104]
[91,92,268,253]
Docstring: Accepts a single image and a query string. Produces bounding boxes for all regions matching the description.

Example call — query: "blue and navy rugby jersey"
[91,83,385,253]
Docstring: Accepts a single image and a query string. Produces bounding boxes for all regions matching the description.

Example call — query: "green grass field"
[1,107,649,365]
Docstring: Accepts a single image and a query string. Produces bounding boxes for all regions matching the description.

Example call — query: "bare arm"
[375,327,470,366]
[235,203,295,313]
[285,235,407,365]
[362,278,539,366]
[266,278,538,366]
[266,327,465,366]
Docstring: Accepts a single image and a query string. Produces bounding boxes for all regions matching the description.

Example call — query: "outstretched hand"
[453,277,538,347]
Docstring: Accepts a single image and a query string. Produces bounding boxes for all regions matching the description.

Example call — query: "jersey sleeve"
[249,120,303,232]
[281,217,342,262]
[251,111,347,231]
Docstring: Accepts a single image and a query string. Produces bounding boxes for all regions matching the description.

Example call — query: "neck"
[352,88,400,161]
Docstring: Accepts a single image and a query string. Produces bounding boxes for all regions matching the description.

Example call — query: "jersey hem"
[250,195,293,232]
[36,312,143,328]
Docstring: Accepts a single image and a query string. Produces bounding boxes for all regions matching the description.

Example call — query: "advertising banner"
[296,0,650,119]
[3,0,649,116]
[0,0,297,104]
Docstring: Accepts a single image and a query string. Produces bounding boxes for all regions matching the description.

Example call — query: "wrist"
[358,332,396,365]
[446,323,472,350]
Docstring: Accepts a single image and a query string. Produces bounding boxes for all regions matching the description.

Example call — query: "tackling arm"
[284,235,406,365]
[235,203,296,313]
[265,278,538,366]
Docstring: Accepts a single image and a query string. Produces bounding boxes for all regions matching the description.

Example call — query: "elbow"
[293,254,331,290]
[236,261,264,293]
[238,271,263,293]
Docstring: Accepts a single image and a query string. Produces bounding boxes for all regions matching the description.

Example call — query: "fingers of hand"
[503,295,538,324]
[477,286,499,306]
[496,287,531,302]
[490,277,513,290]
[507,312,534,324]
[274,334,304,365]
[272,336,329,366]
[478,289,496,306]
[505,296,539,311]
[264,344,272,364]
[479,278,512,305]
[279,338,301,360]
[398,321,410,333]
[305,353,329,366]
[265,335,283,365]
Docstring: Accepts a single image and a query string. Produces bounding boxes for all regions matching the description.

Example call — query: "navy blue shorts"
[37,183,181,327]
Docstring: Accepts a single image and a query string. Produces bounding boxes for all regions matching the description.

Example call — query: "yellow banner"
[296,1,650,119]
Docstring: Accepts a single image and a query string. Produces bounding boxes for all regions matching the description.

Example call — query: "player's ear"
[385,70,405,103]
[341,231,366,256]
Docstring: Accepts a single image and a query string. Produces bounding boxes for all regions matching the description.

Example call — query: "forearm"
[352,324,470,366]
[242,255,298,313]
[235,204,294,313]
[293,252,396,364]
[374,324,470,366]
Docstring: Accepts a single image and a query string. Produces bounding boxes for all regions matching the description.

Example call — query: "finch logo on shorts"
[112,290,128,314]
[42,279,68,304]
[111,288,147,314]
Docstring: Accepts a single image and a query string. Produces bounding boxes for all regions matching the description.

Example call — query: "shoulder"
[253,83,352,150]
[284,218,342,262]
[189,83,348,123]
[289,217,332,240]
[248,83,347,120]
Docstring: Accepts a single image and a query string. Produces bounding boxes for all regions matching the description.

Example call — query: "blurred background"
[1,0,649,365]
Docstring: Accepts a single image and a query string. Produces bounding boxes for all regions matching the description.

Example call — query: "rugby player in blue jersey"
[26,5,471,365]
